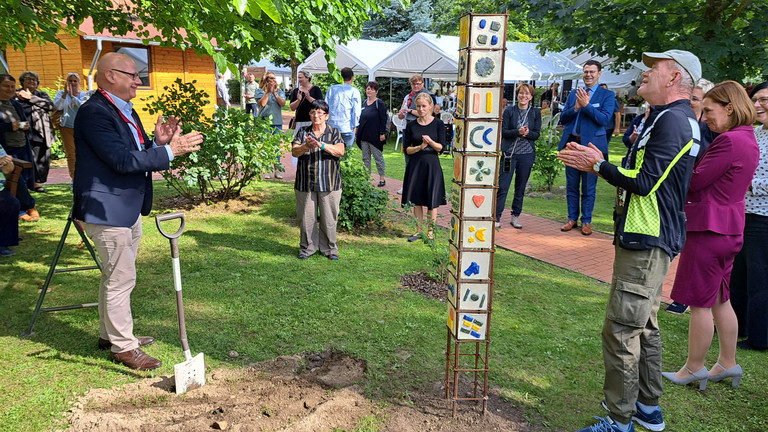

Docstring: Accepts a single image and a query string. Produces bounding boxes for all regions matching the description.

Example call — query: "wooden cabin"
[4,19,217,125]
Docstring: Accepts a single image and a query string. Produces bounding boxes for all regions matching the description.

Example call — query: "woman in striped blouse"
[291,100,346,260]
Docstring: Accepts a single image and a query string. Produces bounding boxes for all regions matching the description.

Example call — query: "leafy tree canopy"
[526,0,767,81]
[1,0,384,75]
[362,0,434,42]
[431,0,544,41]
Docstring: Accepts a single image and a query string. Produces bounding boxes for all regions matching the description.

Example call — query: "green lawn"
[380,134,627,233]
[1,181,766,431]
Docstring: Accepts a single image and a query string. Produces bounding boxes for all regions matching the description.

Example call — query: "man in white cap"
[559,49,702,432]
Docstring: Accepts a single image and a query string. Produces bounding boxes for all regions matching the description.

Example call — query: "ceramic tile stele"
[450,215,495,250]
[459,14,506,50]
[453,118,501,153]
[453,153,498,186]
[458,50,505,85]
[455,85,504,119]
[448,244,492,282]
[448,271,491,311]
[450,183,495,219]
[448,307,488,340]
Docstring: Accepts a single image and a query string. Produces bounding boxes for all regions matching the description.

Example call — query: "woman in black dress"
[401,92,446,241]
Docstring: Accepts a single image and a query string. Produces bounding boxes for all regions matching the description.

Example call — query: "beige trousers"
[82,217,143,353]
[60,126,76,180]
[295,189,341,256]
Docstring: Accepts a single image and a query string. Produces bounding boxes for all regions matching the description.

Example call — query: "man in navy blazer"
[558,60,615,235]
[74,52,203,370]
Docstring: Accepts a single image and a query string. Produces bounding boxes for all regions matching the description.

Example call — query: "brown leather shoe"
[581,222,593,236]
[560,220,577,232]
[112,348,161,371]
[26,207,40,220]
[98,336,156,350]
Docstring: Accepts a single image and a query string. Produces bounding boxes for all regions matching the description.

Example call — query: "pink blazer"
[685,125,760,235]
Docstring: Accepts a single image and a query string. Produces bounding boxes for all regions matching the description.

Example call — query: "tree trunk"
[290,54,299,91]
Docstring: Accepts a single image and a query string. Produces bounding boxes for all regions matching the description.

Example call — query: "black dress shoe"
[112,348,161,370]
[98,336,156,350]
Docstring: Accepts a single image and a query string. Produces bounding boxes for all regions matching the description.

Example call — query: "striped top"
[293,125,343,192]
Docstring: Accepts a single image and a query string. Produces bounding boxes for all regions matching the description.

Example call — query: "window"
[113,45,151,87]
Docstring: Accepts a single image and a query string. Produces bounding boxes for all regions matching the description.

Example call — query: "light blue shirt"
[0,146,7,182]
[53,90,87,128]
[104,90,174,161]
[325,83,361,133]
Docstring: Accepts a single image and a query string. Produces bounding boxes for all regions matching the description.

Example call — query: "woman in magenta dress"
[663,81,760,390]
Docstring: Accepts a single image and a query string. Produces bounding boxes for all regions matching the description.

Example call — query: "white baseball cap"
[642,50,702,83]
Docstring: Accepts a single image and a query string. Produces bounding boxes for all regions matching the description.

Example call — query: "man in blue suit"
[74,52,203,370]
[558,60,615,235]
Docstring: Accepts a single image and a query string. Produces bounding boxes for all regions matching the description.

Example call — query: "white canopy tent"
[372,33,583,82]
[298,39,401,80]
[504,41,583,81]
[299,33,585,83]
[371,33,459,80]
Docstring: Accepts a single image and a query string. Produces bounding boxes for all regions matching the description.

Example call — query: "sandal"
[34,186,48,193]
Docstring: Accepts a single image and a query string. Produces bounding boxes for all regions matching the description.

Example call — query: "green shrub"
[142,79,286,201]
[533,124,563,191]
[227,77,241,106]
[338,146,392,230]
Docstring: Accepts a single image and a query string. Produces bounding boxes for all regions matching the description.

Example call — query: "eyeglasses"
[752,97,768,106]
[111,69,141,80]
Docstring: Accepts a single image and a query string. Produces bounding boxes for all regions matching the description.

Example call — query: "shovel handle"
[155,212,185,239]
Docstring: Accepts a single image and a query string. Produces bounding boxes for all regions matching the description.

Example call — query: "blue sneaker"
[575,416,634,432]
[601,400,665,432]
[631,403,665,431]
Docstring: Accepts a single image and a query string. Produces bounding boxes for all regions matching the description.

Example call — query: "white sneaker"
[397,188,403,195]
[495,222,501,229]
[511,216,522,229]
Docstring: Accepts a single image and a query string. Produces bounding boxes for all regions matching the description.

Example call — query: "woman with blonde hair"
[254,71,286,178]
[401,92,446,241]
[663,81,759,390]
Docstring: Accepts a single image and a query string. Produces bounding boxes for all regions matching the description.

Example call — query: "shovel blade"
[174,352,205,394]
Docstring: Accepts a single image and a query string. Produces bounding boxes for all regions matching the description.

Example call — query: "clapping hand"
[154,115,181,146]
[519,125,529,136]
[305,135,321,148]
[421,135,433,149]
[575,88,590,109]
[17,89,31,100]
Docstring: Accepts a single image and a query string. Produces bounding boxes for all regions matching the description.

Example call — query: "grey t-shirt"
[254,88,285,127]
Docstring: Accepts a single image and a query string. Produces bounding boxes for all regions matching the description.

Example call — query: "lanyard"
[98,89,145,145]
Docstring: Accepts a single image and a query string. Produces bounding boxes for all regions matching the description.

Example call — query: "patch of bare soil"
[400,271,449,300]
[64,350,536,432]
[157,191,266,213]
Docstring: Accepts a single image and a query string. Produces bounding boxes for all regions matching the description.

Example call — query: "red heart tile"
[472,195,485,207]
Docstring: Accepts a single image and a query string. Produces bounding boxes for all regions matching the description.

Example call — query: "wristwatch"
[593,158,605,173]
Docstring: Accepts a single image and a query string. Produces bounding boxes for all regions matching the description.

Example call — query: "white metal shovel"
[156,212,205,394]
